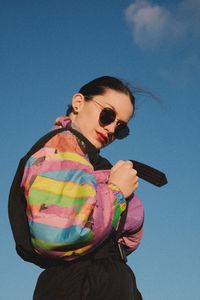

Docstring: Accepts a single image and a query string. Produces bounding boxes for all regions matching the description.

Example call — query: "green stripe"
[31,231,93,251]
[29,189,87,207]
[31,237,62,250]
[112,204,121,228]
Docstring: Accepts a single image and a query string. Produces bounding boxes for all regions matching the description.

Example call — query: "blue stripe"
[26,156,38,167]
[41,169,96,185]
[29,221,91,244]
[114,191,125,204]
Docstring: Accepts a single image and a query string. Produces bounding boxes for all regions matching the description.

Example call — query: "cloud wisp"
[124,0,200,49]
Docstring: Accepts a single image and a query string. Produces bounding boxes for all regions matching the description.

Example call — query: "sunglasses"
[92,100,130,139]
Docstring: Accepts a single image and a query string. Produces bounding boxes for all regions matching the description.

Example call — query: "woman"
[21,76,144,299]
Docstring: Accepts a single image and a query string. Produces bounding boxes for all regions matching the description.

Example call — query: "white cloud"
[124,0,200,48]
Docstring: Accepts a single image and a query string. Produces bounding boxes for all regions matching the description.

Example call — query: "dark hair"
[66,76,135,115]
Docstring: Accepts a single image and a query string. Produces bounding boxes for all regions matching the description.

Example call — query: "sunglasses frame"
[91,99,130,139]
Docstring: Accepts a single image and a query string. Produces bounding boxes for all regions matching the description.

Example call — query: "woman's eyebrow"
[103,102,116,111]
[105,103,128,122]
[99,100,128,122]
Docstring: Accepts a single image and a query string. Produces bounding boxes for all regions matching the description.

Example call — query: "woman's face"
[71,88,134,149]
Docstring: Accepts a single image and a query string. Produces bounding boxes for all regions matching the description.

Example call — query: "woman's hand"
[108,160,139,198]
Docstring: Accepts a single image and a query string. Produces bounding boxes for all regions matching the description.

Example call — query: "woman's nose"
[104,121,117,134]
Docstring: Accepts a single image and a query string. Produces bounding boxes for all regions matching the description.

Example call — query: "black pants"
[33,240,142,300]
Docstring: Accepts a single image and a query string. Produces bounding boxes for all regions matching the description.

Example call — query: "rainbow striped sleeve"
[21,131,126,260]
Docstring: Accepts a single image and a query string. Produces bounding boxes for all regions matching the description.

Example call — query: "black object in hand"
[130,160,168,187]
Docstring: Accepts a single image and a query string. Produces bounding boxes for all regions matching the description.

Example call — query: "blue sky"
[1,0,200,299]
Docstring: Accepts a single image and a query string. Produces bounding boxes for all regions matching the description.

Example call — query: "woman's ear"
[71,93,85,114]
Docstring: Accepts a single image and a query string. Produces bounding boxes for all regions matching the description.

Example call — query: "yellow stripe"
[62,244,91,257]
[47,152,93,168]
[108,183,121,191]
[31,176,96,198]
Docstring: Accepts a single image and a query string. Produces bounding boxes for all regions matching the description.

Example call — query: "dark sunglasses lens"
[99,108,116,125]
[114,123,129,139]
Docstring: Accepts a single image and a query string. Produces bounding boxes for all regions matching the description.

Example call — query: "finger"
[132,168,137,176]
[133,175,139,185]
[111,160,125,172]
[125,160,133,167]
[124,160,133,170]
[133,181,139,192]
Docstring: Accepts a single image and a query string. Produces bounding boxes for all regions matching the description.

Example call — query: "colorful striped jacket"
[21,116,144,261]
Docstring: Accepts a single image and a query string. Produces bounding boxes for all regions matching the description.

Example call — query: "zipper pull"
[117,243,127,263]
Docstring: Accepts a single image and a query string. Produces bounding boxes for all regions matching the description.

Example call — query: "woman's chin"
[86,136,103,149]
[82,132,106,149]
[91,139,102,149]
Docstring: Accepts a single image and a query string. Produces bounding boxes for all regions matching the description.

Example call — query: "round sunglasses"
[92,100,130,139]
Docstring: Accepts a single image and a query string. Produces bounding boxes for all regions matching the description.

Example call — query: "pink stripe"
[124,194,144,232]
[26,159,92,177]
[119,226,144,253]
[30,147,55,158]
[28,204,94,228]
[92,185,115,241]
[22,159,93,187]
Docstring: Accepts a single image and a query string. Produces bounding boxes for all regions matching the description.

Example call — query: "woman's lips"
[96,131,108,144]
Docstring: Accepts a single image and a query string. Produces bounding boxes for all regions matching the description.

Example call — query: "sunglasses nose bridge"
[103,120,118,134]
